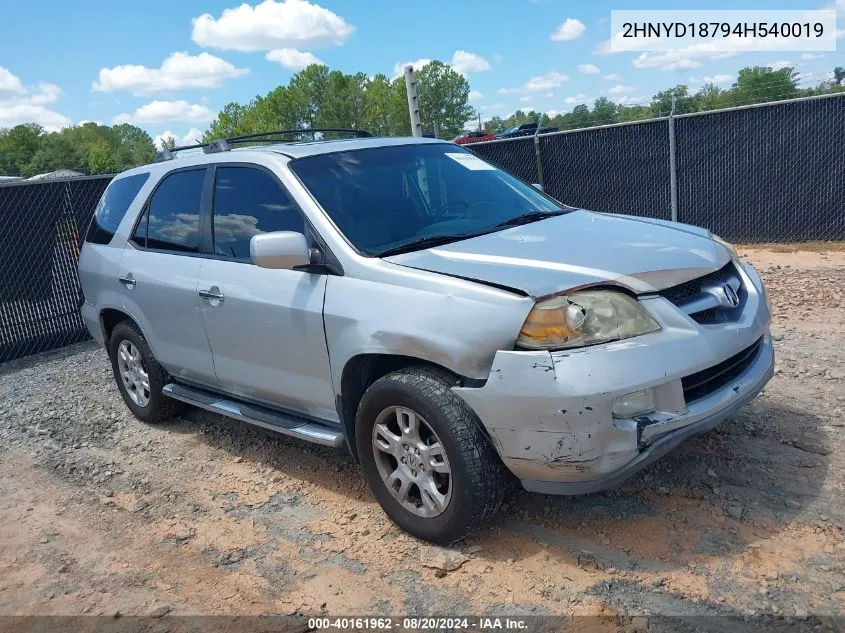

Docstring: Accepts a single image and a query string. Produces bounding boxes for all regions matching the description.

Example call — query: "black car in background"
[495,123,559,139]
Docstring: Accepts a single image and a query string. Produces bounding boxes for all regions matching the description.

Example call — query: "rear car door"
[118,167,218,387]
[196,164,336,421]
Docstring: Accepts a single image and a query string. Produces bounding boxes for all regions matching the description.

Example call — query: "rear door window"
[85,173,150,245]
[140,168,206,252]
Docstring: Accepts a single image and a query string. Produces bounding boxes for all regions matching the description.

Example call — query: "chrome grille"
[659,262,745,324]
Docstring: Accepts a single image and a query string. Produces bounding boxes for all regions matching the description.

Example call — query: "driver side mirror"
[250,231,311,270]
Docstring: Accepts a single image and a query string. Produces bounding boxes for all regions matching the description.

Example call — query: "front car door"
[196,164,336,421]
[118,167,218,387]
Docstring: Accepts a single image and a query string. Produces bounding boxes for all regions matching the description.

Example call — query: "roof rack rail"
[154,128,373,162]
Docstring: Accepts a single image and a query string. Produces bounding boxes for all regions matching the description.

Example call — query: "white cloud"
[154,127,205,150]
[0,104,72,132]
[393,51,490,78]
[191,0,354,52]
[597,25,822,71]
[498,71,569,94]
[690,74,733,85]
[616,95,645,105]
[838,28,845,39]
[93,52,249,95]
[519,95,532,102]
[564,93,588,104]
[0,69,70,131]
[551,18,586,41]
[608,84,636,94]
[829,0,845,17]
[265,48,323,70]
[771,60,793,71]
[518,104,535,112]
[800,53,826,60]
[113,100,215,125]
[451,50,491,74]
[468,90,484,101]
[578,64,600,74]
[603,73,622,81]
[393,58,432,78]
[632,53,705,71]
[0,66,25,95]
[492,53,503,63]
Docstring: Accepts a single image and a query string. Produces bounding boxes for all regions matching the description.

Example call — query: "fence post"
[533,132,545,191]
[668,96,679,222]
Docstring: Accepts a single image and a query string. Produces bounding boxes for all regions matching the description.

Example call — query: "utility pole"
[668,95,678,222]
[404,65,423,138]
[478,112,482,131]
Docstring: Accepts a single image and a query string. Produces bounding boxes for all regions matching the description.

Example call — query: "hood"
[384,210,731,298]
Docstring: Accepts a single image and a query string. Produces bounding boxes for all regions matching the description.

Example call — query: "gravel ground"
[0,247,843,630]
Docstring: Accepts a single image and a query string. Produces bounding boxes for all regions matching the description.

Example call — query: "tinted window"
[146,169,205,252]
[131,208,149,246]
[212,167,304,259]
[291,144,563,256]
[86,173,149,245]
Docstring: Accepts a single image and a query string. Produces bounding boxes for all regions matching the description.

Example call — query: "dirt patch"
[1,251,844,625]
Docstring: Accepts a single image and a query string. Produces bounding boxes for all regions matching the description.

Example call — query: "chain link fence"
[1,93,843,363]
[469,92,845,240]
[0,176,112,363]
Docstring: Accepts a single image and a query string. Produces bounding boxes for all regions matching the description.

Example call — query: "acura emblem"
[722,283,739,308]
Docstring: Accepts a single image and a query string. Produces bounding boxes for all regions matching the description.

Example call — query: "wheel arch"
[338,353,487,461]
[99,308,149,349]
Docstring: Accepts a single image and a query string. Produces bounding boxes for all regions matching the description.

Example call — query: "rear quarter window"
[85,173,150,245]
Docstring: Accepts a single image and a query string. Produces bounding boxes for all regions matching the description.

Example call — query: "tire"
[355,366,505,544]
[108,321,181,424]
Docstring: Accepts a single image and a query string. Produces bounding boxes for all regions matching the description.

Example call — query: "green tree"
[23,133,80,177]
[695,83,726,112]
[833,67,845,86]
[651,85,695,117]
[205,102,251,140]
[730,66,799,105]
[0,123,44,175]
[591,97,618,126]
[112,123,156,168]
[87,139,118,174]
[415,60,474,138]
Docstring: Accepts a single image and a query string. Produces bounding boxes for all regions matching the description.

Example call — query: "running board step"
[162,383,344,447]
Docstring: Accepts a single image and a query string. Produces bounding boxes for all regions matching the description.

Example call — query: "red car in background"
[452,130,497,145]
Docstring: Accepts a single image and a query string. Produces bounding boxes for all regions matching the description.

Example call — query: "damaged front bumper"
[453,261,774,495]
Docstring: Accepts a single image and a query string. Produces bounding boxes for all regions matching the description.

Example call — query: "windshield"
[291,143,566,256]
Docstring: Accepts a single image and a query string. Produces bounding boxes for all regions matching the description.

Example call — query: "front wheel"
[355,366,505,544]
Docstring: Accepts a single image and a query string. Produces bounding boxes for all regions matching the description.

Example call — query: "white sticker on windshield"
[445,152,496,170]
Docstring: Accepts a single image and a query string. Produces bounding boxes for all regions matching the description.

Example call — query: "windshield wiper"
[491,210,567,229]
[376,234,477,257]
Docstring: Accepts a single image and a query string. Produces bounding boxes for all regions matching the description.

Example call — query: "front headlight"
[710,232,739,262]
[517,290,661,351]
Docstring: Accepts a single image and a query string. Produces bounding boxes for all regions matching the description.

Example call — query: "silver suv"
[79,130,774,544]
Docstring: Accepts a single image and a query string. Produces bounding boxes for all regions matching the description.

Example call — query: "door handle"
[118,274,136,288]
[199,288,225,302]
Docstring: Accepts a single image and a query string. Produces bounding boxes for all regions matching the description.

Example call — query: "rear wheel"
[109,322,180,424]
[356,366,505,544]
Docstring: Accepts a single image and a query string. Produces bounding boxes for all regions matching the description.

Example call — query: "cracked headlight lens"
[517,290,661,351]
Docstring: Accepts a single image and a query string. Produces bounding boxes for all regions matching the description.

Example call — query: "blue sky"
[0,0,842,146]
